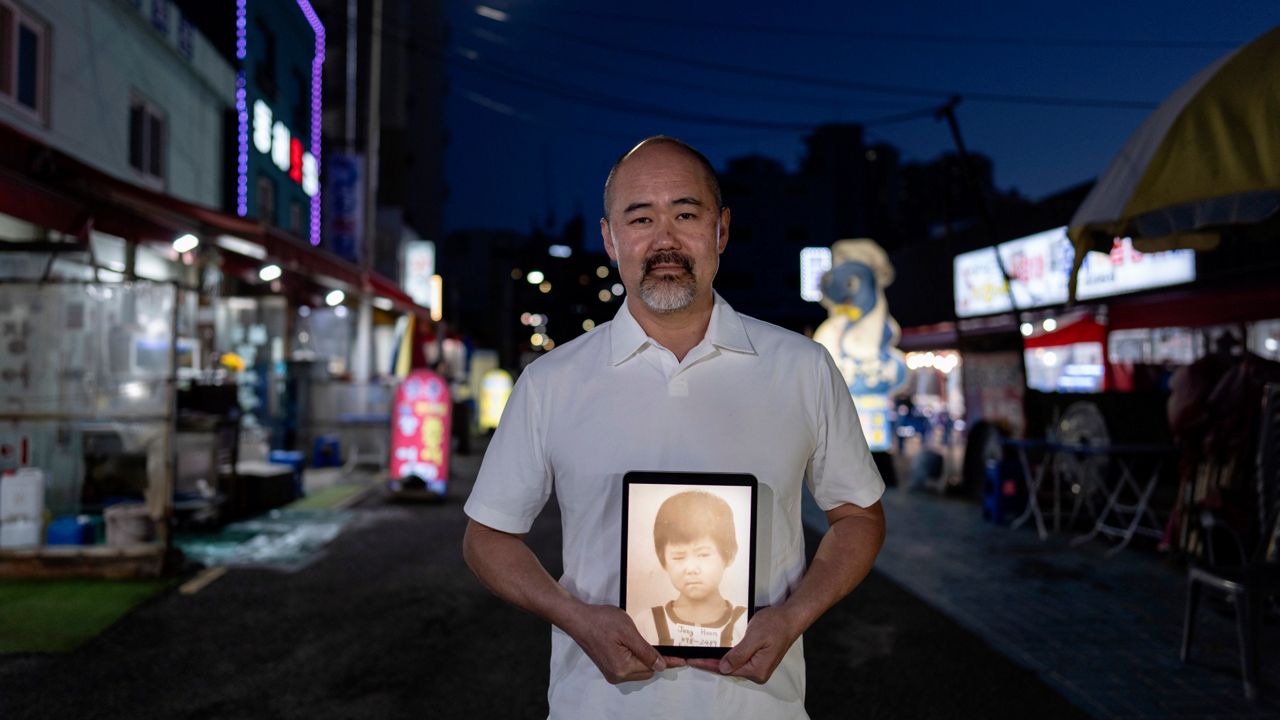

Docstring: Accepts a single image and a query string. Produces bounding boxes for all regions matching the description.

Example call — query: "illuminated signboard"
[953,226,1196,318]
[403,240,437,307]
[799,247,832,302]
[253,100,319,196]
[389,369,452,495]
[235,0,325,246]
[479,369,513,431]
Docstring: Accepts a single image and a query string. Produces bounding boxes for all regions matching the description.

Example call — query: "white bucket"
[105,503,155,547]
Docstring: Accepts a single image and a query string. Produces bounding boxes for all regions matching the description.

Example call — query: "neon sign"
[252,100,318,196]
[235,0,324,246]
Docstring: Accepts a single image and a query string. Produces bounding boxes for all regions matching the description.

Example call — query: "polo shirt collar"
[608,292,757,366]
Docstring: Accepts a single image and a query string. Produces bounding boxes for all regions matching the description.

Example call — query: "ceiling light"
[215,234,267,259]
[172,234,199,253]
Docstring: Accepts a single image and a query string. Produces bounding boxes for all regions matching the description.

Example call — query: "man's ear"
[600,217,618,261]
[717,207,731,253]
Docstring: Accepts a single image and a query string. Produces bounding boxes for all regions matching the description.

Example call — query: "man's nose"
[653,218,680,247]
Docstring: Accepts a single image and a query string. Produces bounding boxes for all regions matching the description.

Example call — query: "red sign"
[389,370,452,494]
[289,138,304,183]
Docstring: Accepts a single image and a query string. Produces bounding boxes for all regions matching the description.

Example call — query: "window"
[257,176,276,223]
[291,67,306,131]
[177,17,193,59]
[150,0,168,34]
[129,95,165,181]
[0,1,48,119]
[288,200,302,234]
[254,18,276,100]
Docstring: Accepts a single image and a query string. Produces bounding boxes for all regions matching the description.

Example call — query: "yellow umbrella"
[1068,25,1280,299]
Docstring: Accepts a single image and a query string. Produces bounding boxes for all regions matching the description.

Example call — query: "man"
[463,136,886,719]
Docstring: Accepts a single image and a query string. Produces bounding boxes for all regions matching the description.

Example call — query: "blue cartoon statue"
[813,238,907,451]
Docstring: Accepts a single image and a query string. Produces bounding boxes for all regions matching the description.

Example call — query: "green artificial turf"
[284,484,368,511]
[0,578,174,653]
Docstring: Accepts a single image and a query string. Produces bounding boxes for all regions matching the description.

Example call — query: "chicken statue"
[813,238,907,452]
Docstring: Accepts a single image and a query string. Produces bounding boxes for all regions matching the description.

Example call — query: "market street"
[0,448,1084,720]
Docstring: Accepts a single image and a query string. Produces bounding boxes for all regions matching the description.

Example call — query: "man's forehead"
[611,149,713,203]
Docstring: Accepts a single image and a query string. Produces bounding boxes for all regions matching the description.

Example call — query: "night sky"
[440,1,1279,241]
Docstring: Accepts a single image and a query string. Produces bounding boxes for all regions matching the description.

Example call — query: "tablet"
[620,471,758,659]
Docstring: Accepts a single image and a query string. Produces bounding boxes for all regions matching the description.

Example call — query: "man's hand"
[686,501,886,685]
[564,604,686,684]
[686,606,799,684]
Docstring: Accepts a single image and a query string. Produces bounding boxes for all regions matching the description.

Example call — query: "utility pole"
[353,0,382,388]
[935,95,1019,313]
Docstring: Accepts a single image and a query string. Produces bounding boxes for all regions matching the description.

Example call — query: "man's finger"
[618,628,665,674]
[717,641,754,674]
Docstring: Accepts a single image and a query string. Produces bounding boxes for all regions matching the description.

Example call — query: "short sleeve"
[463,369,554,534]
[806,347,885,510]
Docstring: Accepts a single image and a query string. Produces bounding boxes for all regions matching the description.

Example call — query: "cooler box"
[311,435,342,468]
[0,468,45,549]
[46,515,96,545]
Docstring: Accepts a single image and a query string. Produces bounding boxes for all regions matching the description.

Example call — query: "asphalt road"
[0,464,1087,719]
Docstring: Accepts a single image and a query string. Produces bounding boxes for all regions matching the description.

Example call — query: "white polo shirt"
[464,293,884,720]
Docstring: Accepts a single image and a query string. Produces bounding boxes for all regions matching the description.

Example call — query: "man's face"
[600,143,729,315]
[662,537,727,602]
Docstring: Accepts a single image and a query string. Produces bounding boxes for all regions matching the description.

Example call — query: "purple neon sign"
[297,0,325,247]
[234,0,325,247]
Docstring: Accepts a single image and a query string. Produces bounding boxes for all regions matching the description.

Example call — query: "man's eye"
[629,217,651,225]
[677,212,696,220]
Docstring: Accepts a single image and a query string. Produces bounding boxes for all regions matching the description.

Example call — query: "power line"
[458,29,921,111]
[454,53,929,130]
[462,17,1160,110]
[477,3,1244,50]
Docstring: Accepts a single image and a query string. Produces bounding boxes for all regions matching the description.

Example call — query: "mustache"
[643,251,694,275]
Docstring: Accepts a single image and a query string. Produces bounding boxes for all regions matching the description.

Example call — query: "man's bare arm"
[462,519,680,683]
[690,500,886,683]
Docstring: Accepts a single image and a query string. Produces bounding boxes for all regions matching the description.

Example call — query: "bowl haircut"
[652,490,738,568]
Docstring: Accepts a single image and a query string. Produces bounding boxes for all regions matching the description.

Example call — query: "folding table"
[1066,443,1174,556]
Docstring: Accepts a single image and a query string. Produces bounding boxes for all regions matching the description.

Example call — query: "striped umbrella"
[1068,26,1280,299]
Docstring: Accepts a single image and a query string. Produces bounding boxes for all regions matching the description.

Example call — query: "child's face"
[662,536,727,601]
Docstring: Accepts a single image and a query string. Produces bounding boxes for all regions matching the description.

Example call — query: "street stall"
[1066,24,1280,559]
[0,268,191,577]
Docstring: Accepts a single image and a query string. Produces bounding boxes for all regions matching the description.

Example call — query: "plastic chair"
[1181,383,1280,701]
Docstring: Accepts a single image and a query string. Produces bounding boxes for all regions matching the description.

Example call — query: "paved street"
[874,487,1280,719]
[0,445,1086,720]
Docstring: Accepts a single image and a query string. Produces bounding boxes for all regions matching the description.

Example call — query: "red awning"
[1023,315,1107,349]
[1108,283,1280,330]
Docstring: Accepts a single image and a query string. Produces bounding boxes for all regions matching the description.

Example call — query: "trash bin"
[982,454,1026,525]
[910,450,944,491]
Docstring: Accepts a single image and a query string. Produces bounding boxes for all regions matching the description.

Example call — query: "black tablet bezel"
[620,471,758,659]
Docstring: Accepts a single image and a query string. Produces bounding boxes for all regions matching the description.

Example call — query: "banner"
[324,153,363,264]
[389,370,451,495]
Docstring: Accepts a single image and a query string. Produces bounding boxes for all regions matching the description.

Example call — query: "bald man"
[463,136,886,719]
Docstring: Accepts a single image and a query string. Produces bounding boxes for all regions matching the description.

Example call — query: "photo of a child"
[628,489,750,648]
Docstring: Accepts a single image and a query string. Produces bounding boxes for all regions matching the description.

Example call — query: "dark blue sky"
[441,1,1279,239]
